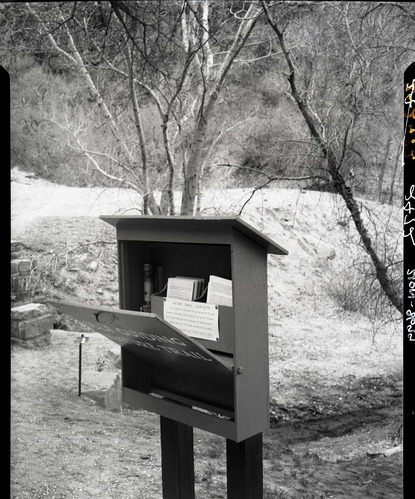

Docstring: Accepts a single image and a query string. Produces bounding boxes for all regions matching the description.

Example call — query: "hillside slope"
[11,166,401,315]
[11,167,403,401]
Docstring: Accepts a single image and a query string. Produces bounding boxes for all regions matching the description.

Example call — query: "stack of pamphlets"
[206,275,233,307]
[166,276,205,301]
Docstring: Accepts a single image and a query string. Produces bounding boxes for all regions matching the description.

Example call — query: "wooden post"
[226,433,263,499]
[160,416,195,499]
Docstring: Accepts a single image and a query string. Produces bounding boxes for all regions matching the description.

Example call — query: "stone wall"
[11,241,52,348]
[11,303,53,348]
[11,244,33,303]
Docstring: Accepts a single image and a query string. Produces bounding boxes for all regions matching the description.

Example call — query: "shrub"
[328,268,368,314]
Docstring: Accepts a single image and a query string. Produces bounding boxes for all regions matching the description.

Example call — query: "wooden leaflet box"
[51,216,287,443]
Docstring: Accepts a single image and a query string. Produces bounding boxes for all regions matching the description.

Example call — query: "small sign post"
[75,334,89,396]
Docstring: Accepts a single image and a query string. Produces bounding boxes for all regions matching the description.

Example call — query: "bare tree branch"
[261,0,403,314]
[218,163,320,182]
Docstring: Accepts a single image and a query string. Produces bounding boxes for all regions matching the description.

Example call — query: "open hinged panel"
[49,300,237,432]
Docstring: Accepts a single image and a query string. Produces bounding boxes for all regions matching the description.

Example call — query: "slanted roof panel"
[100,215,288,255]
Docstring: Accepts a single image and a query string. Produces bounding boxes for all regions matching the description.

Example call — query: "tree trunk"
[329,158,403,313]
[180,109,211,215]
[180,2,262,215]
[388,140,402,205]
[160,115,176,215]
[377,136,391,203]
[127,48,150,214]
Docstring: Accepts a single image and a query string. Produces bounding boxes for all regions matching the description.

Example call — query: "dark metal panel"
[118,241,148,311]
[124,242,147,311]
[99,215,288,255]
[152,388,234,419]
[118,240,133,310]
[123,388,238,441]
[49,300,233,384]
[233,217,288,255]
[231,229,270,441]
[121,347,152,393]
[117,240,127,308]
[117,225,231,246]
[151,365,234,415]
[66,214,288,441]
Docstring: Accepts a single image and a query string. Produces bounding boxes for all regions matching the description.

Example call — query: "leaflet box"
[51,216,287,442]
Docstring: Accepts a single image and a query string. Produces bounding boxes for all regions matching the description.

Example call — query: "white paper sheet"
[163,298,219,342]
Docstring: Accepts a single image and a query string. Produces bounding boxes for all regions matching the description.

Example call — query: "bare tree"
[260,0,408,314]
[109,0,263,214]
[24,1,263,215]
[25,2,165,214]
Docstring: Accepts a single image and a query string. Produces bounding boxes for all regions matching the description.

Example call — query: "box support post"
[160,416,195,499]
[226,433,263,499]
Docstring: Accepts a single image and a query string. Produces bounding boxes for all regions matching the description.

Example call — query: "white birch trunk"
[180,2,262,215]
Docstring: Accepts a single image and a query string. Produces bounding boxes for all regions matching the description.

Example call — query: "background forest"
[3,1,413,208]
[4,0,413,316]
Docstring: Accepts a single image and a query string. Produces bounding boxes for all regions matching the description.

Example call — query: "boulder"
[11,259,32,274]
[83,371,122,411]
[11,303,53,348]
[316,244,336,261]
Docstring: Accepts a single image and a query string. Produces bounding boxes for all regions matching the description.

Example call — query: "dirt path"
[11,169,140,241]
[11,330,403,499]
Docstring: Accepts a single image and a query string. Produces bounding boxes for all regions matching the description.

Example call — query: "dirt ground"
[11,330,402,499]
[10,168,403,498]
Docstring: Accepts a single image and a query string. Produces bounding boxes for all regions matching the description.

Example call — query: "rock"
[11,259,34,299]
[11,303,49,321]
[10,258,33,301]
[11,241,26,259]
[11,315,52,340]
[316,244,336,261]
[12,332,51,348]
[83,371,122,411]
[326,249,336,260]
[11,303,53,348]
[11,274,31,298]
[11,259,32,274]
[11,240,24,252]
[367,444,403,457]
[337,218,348,227]
[88,261,98,271]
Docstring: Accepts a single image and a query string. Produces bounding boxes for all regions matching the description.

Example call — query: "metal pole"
[78,334,83,396]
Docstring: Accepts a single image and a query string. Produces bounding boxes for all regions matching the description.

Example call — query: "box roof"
[100,215,288,255]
